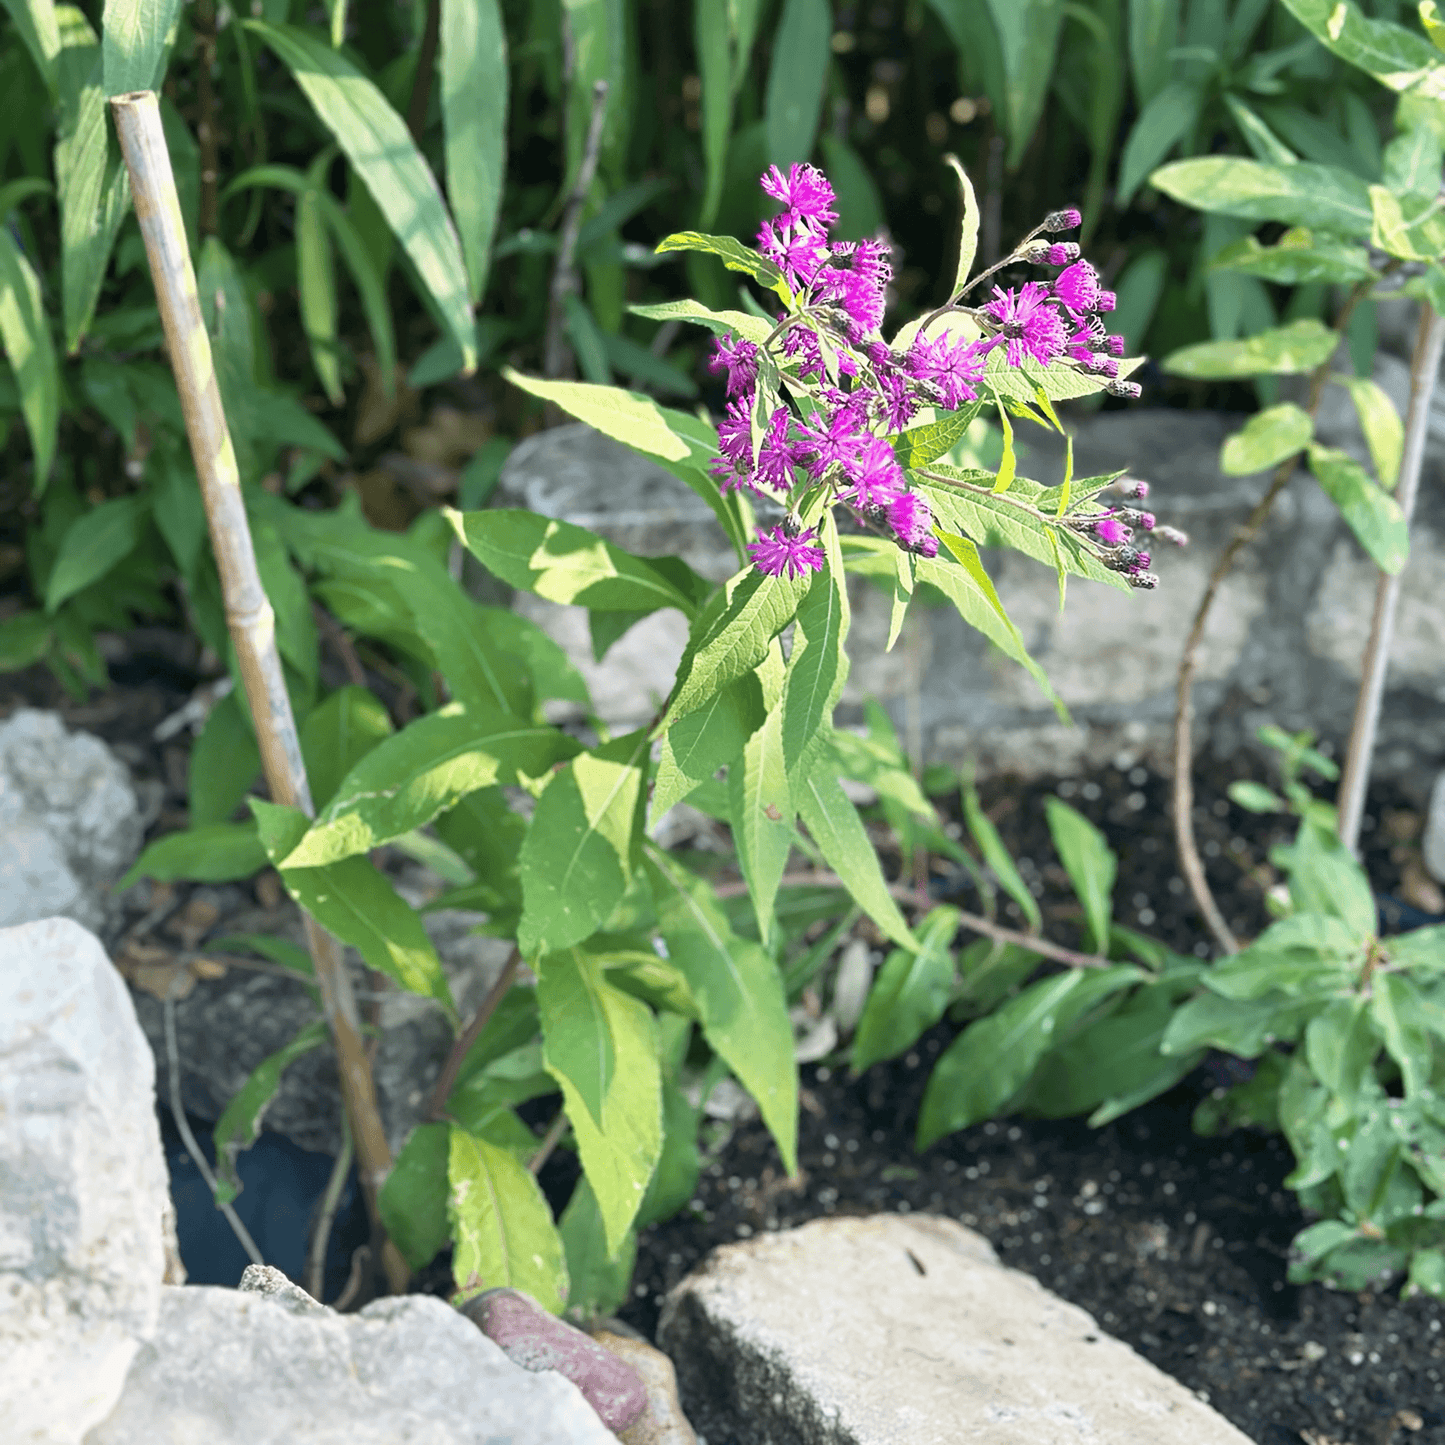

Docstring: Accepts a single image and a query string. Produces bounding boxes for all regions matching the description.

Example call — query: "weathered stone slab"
[657,1213,1255,1445]
[0,918,174,1445]
[85,1286,625,1445]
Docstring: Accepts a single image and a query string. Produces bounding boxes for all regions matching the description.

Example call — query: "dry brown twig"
[111,91,407,1295]
[1171,277,1378,955]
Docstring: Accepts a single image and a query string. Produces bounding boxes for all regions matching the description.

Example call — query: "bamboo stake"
[110,91,407,1295]
[1335,305,1445,855]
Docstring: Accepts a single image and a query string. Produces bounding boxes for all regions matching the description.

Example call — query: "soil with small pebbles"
[6,642,1444,1445]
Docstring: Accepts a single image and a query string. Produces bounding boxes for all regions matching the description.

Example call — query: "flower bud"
[1105,334,1125,356]
[1105,378,1141,400]
[1043,207,1082,232]
[1096,290,1117,312]
[1048,242,1080,265]
[1117,477,1149,499]
[1127,571,1160,590]
[1153,524,1189,547]
[1119,508,1155,530]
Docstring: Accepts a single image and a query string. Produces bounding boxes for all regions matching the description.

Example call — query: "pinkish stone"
[460,1288,647,1432]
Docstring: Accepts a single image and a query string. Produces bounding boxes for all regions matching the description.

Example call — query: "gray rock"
[0,709,144,932]
[658,1213,1254,1445]
[1425,772,1445,885]
[85,1286,627,1445]
[0,918,175,1445]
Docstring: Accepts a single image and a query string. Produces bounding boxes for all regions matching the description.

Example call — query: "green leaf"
[1,0,61,96]
[661,567,810,734]
[244,21,475,372]
[212,1019,328,1198]
[55,33,131,352]
[558,1174,637,1319]
[1220,403,1313,475]
[538,948,661,1253]
[379,1121,451,1272]
[629,298,771,345]
[1224,91,1298,167]
[440,0,506,301]
[635,1066,701,1229]
[1161,989,1316,1057]
[726,654,792,947]
[189,692,262,826]
[518,731,649,957]
[1119,81,1204,207]
[448,1124,568,1312]
[0,611,52,672]
[944,154,979,297]
[44,496,143,613]
[1371,972,1433,1097]
[961,768,1040,931]
[297,183,343,406]
[447,507,702,614]
[796,757,916,950]
[1286,822,1378,941]
[981,0,1065,167]
[852,907,959,1073]
[1335,374,1403,488]
[764,0,830,171]
[1276,0,1445,99]
[116,820,268,892]
[1209,229,1377,285]
[695,0,731,229]
[298,684,395,813]
[253,799,456,1018]
[285,705,577,867]
[0,228,57,493]
[1044,797,1115,952]
[891,401,985,469]
[653,231,789,300]
[1228,780,1286,814]
[1305,994,1378,1106]
[780,514,849,780]
[652,670,765,821]
[1369,182,1445,260]
[1163,319,1340,380]
[646,850,797,1173]
[918,971,1084,1148]
[1127,0,1179,106]
[1308,443,1409,574]
[1150,157,1374,236]
[101,0,180,94]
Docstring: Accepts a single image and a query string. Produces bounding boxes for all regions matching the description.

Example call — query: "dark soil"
[5,634,1444,1445]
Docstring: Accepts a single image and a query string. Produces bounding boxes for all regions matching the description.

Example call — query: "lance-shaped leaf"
[1209,230,1376,286]
[652,669,765,821]
[446,507,703,615]
[1277,0,1445,99]
[852,907,960,1073]
[212,1019,329,1201]
[244,21,475,371]
[117,821,268,891]
[1335,374,1403,488]
[1220,403,1312,475]
[559,1174,637,1320]
[0,227,57,492]
[630,298,771,344]
[1163,319,1340,379]
[944,153,980,297]
[518,730,649,958]
[1370,183,1445,261]
[283,704,576,868]
[654,231,788,300]
[764,0,829,172]
[254,800,456,1019]
[796,756,916,950]
[961,767,1040,931]
[537,948,661,1254]
[1150,156,1374,235]
[891,400,985,469]
[1044,796,1116,953]
[779,513,849,780]
[448,1125,568,1312]
[297,180,343,405]
[101,0,180,95]
[298,683,394,813]
[3,0,61,96]
[646,850,797,1173]
[1308,444,1409,575]
[379,1121,451,1272]
[44,495,144,612]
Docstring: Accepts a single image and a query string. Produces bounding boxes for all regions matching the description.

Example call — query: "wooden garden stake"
[110,91,407,1295]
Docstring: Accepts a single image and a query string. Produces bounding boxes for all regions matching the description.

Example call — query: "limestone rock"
[0,917,173,1445]
[592,1328,699,1445]
[658,1212,1256,1445]
[85,1287,625,1445]
[237,1262,328,1315]
[463,1287,648,1432]
[0,709,143,932]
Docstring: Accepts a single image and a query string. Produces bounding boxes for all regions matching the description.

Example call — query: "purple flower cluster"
[708,165,1141,579]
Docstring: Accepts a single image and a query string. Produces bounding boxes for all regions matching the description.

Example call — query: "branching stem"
[425,949,522,1121]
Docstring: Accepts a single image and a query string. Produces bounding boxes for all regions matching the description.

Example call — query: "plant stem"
[1336,304,1445,854]
[543,79,609,383]
[110,91,405,1296]
[305,1117,354,1302]
[529,1110,570,1175]
[1171,277,1376,955]
[425,948,521,1121]
[712,870,1108,969]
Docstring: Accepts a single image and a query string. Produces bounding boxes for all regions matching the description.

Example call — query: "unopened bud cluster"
[1065,476,1187,589]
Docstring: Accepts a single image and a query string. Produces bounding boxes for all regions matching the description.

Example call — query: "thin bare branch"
[1336,305,1445,852]
[528,1110,571,1175]
[306,1117,354,1303]
[425,949,522,1121]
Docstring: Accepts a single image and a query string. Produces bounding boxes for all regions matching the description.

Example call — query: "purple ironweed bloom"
[781,323,826,382]
[709,454,750,493]
[887,490,936,555]
[1093,515,1131,547]
[798,402,867,480]
[1097,290,1117,313]
[709,334,759,398]
[984,282,1067,368]
[1133,551,1152,570]
[875,369,919,431]
[905,332,987,409]
[716,399,753,471]
[1117,477,1149,500]
[1044,207,1083,232]
[749,523,826,579]
[1025,240,1080,265]
[818,264,886,336]
[757,217,829,290]
[1103,333,1125,356]
[842,436,905,509]
[754,408,801,493]
[1052,260,1102,315]
[1063,321,1102,367]
[760,163,839,229]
